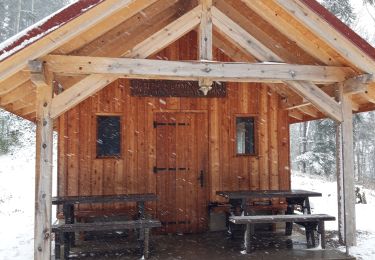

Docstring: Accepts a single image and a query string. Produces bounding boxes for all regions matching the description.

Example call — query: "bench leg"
[305,223,317,248]
[54,232,62,260]
[63,232,70,259]
[63,204,75,248]
[244,223,253,253]
[143,228,150,259]
[318,221,326,249]
[285,204,294,236]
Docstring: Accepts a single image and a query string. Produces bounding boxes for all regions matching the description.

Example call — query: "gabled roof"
[0,0,375,122]
[1,0,374,63]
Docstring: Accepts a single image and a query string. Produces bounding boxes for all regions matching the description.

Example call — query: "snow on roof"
[0,0,104,62]
[0,0,374,65]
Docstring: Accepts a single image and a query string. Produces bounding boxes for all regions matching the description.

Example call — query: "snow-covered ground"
[293,172,375,260]
[0,142,57,260]
[0,146,375,259]
[0,147,35,260]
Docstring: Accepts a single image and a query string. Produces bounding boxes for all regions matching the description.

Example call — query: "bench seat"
[229,214,335,253]
[52,219,161,259]
[230,214,335,224]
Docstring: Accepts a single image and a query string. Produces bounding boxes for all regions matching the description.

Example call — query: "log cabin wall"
[57,31,290,218]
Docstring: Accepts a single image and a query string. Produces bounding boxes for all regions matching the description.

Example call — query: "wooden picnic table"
[52,193,159,259]
[216,189,322,215]
[217,189,325,252]
[52,193,158,224]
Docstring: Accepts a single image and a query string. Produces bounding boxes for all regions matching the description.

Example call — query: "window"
[96,116,121,158]
[236,117,256,155]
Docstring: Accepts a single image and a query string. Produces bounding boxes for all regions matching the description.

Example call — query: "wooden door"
[155,112,208,233]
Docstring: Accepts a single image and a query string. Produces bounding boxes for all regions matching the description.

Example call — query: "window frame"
[233,114,258,157]
[95,113,122,159]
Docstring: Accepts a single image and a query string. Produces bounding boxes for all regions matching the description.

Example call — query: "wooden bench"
[52,219,161,259]
[229,214,335,253]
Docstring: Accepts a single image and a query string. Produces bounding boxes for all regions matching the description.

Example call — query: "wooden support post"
[199,0,213,93]
[199,0,212,61]
[336,84,356,248]
[30,61,53,260]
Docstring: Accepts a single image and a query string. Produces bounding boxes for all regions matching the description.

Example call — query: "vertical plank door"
[155,112,208,233]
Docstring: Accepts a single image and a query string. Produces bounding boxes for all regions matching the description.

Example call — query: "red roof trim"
[300,0,375,62]
[0,0,104,61]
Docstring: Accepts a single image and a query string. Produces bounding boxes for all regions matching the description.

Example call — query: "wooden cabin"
[1,0,375,259]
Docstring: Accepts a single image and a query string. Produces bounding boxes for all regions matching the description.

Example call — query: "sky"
[351,0,375,45]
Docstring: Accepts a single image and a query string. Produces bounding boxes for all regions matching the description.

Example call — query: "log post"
[335,84,356,249]
[30,60,53,260]
[199,0,213,94]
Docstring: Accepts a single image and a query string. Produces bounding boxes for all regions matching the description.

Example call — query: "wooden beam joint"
[28,60,48,87]
[343,74,373,95]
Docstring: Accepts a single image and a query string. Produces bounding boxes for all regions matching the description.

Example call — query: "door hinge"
[153,167,188,173]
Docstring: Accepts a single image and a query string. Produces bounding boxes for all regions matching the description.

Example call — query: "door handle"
[198,170,204,188]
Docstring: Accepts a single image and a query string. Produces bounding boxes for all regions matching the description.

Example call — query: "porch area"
[52,230,354,260]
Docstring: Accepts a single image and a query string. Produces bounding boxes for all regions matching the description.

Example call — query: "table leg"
[143,228,150,259]
[54,231,61,260]
[138,201,145,219]
[63,232,70,259]
[285,204,294,236]
[318,221,326,249]
[304,198,312,214]
[241,199,247,216]
[63,203,75,256]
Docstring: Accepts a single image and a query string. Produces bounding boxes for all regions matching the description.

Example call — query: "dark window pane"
[236,117,255,155]
[97,116,121,157]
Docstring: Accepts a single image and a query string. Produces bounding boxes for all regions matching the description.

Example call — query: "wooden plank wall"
[57,31,290,215]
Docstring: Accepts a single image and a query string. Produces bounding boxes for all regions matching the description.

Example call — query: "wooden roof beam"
[55,2,182,90]
[241,0,339,65]
[211,7,342,122]
[0,81,34,106]
[287,74,373,110]
[44,55,353,84]
[284,102,310,110]
[211,6,282,62]
[286,81,342,122]
[288,109,304,121]
[274,0,375,74]
[55,0,160,54]
[212,31,256,62]
[49,5,202,119]
[351,99,360,111]
[343,74,373,94]
[12,95,35,111]
[123,5,201,59]
[211,33,306,112]
[0,0,145,83]
[297,105,319,118]
[0,71,30,95]
[360,86,375,104]
[72,0,180,58]
[18,104,36,116]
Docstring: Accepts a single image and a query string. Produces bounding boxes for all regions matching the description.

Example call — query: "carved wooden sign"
[130,79,226,97]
